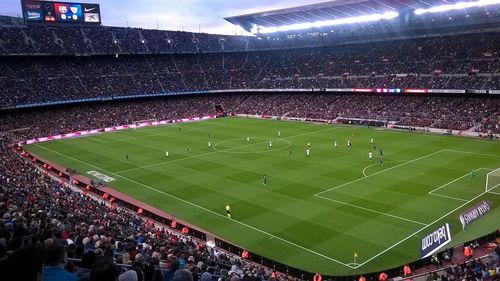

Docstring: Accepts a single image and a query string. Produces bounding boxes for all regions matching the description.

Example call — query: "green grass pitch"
[25,117,500,275]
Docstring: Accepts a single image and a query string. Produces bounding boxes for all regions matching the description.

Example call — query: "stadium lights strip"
[414,0,500,15]
[256,11,399,34]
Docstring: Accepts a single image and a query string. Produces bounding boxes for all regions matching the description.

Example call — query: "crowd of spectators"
[0,111,290,281]
[430,253,500,281]
[0,93,498,281]
[0,93,498,141]
[1,31,500,107]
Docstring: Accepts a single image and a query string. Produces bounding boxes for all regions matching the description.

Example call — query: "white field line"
[84,136,108,143]
[113,123,226,142]
[444,149,500,158]
[428,193,468,202]
[362,160,408,177]
[116,126,339,174]
[314,195,427,226]
[315,149,447,197]
[33,143,355,269]
[428,168,492,195]
[354,189,490,269]
[487,183,500,196]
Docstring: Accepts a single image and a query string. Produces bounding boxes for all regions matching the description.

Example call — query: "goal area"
[486,168,500,193]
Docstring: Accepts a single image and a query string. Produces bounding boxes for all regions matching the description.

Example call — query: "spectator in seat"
[76,252,98,281]
[44,243,78,281]
[90,257,120,281]
[0,246,45,281]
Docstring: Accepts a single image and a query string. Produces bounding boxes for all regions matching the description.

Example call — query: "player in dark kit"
[380,156,384,166]
[125,153,129,161]
[380,148,384,156]
[263,174,268,186]
[470,170,476,180]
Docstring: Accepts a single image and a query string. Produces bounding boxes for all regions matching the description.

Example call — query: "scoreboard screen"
[22,0,101,25]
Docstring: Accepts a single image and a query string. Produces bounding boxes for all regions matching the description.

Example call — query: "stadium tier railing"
[6,88,500,111]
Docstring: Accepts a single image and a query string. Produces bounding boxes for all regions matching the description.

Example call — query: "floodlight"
[258,11,399,34]
[415,0,500,15]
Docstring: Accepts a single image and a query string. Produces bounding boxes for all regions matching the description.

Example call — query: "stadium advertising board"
[459,201,491,230]
[420,223,452,258]
[19,116,216,146]
[22,0,101,25]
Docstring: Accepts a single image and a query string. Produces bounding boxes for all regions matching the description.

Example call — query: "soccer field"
[25,117,500,275]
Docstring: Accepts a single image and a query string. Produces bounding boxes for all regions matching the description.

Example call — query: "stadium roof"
[225,0,477,33]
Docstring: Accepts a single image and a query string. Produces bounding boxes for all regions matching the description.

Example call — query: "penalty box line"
[351,166,498,268]
[428,168,493,202]
[353,188,491,269]
[32,144,357,269]
[314,195,427,226]
[314,149,447,197]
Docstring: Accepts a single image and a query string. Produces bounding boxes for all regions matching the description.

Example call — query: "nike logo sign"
[84,7,96,12]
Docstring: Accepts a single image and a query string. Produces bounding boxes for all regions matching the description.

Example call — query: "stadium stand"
[0,94,499,136]
[1,0,500,278]
[0,139,285,281]
[0,94,499,281]
[1,31,500,108]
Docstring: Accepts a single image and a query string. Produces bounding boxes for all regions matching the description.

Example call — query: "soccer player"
[306,148,311,157]
[246,136,250,142]
[288,148,293,157]
[186,146,190,153]
[208,141,212,148]
[165,151,169,157]
[269,141,272,148]
[380,156,384,166]
[225,204,231,219]
[278,131,281,137]
[368,151,373,160]
[347,140,352,149]
[370,138,374,144]
[307,142,311,149]
[470,169,476,180]
[263,174,268,186]
[178,126,181,133]
[334,140,338,149]
[125,153,129,161]
[380,148,384,156]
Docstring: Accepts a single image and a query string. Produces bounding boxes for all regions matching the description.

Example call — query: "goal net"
[486,168,500,193]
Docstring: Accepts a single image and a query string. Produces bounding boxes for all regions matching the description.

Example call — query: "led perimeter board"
[22,0,101,26]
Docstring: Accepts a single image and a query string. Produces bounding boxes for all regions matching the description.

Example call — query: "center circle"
[213,138,291,154]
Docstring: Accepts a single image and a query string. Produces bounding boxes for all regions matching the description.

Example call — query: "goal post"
[485,168,500,192]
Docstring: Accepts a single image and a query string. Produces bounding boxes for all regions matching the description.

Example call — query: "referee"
[225,204,231,219]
